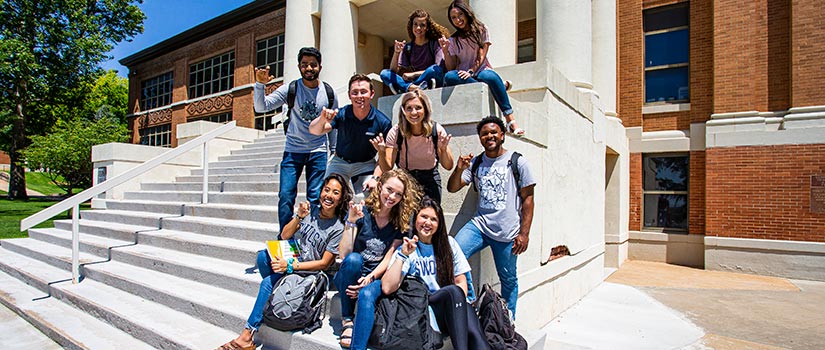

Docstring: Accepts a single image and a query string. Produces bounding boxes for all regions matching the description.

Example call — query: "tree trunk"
[8,85,29,200]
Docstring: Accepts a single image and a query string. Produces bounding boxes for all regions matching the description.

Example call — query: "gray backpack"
[263,272,329,334]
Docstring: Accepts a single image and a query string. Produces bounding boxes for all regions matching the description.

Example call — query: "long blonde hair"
[365,168,422,233]
[397,90,434,140]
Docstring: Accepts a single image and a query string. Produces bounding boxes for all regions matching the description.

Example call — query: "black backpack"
[369,277,442,350]
[475,283,527,350]
[262,272,329,334]
[394,122,439,167]
[470,151,523,200]
[283,79,336,135]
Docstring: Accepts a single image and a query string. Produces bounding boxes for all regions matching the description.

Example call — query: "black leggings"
[409,167,442,202]
[429,284,491,350]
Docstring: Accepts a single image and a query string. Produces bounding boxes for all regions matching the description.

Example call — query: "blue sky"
[100,0,254,77]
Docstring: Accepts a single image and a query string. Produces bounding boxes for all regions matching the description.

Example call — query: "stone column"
[537,0,593,91]
[592,0,617,116]
[471,0,517,66]
[319,0,358,95]
[284,0,317,83]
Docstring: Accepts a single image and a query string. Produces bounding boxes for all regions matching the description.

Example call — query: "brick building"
[121,0,824,280]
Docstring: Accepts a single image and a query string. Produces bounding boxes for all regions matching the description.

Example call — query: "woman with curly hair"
[333,168,422,349]
[438,0,525,136]
[380,9,451,94]
[382,197,491,350]
[216,173,353,350]
[372,90,454,202]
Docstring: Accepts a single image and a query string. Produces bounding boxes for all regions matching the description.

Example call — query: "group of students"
[217,2,536,350]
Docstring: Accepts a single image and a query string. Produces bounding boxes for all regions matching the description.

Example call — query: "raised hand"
[438,35,451,52]
[456,153,473,170]
[320,107,338,123]
[369,133,386,153]
[295,201,310,219]
[255,66,274,84]
[347,200,365,224]
[394,40,406,54]
[401,236,419,256]
[437,133,451,153]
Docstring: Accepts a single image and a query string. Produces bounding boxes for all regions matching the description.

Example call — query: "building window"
[642,154,688,231]
[256,34,285,79]
[189,51,235,99]
[517,38,535,64]
[140,124,172,148]
[255,108,282,131]
[140,72,173,111]
[644,3,689,104]
[189,112,233,124]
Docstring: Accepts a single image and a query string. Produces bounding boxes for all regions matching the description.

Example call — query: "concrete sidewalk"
[542,261,825,350]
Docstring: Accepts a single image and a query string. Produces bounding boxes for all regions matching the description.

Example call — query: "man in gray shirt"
[254,47,338,230]
[447,116,536,319]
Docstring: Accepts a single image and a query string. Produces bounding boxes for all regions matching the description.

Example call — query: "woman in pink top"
[438,0,525,136]
[371,90,454,202]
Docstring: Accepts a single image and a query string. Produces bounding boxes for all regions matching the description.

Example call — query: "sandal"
[215,339,256,350]
[506,120,525,137]
[504,80,513,91]
[339,320,354,349]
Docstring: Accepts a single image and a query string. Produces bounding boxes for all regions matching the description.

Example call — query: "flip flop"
[506,120,525,137]
[215,339,256,350]
[339,321,354,349]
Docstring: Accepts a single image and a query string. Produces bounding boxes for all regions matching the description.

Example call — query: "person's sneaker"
[418,81,429,90]
[429,78,437,89]
[388,84,398,95]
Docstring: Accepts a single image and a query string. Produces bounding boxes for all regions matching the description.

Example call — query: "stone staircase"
[1,123,547,349]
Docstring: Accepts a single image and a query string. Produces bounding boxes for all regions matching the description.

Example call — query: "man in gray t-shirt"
[253,47,338,230]
[447,116,536,319]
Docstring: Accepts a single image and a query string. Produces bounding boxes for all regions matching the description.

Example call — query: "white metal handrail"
[20,121,237,283]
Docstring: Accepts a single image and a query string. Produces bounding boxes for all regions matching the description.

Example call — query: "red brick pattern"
[689,151,706,234]
[791,0,825,108]
[618,0,643,127]
[643,110,690,132]
[0,151,10,164]
[706,145,825,242]
[689,0,713,123]
[629,153,643,231]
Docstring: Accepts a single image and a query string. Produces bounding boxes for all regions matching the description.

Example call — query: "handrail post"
[71,204,80,284]
[202,142,209,204]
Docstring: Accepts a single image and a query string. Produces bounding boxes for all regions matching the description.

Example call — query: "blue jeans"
[333,252,383,350]
[380,64,444,93]
[454,221,519,319]
[245,250,283,330]
[278,151,327,231]
[443,69,513,116]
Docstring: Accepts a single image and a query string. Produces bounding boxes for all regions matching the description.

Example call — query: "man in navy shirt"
[310,73,392,195]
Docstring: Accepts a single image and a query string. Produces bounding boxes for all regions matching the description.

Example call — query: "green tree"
[23,116,129,195]
[0,0,144,199]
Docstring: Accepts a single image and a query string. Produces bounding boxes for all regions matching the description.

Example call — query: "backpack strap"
[287,80,298,111]
[431,122,439,163]
[394,127,404,167]
[470,155,483,192]
[322,81,335,109]
[395,122,440,168]
[509,152,523,202]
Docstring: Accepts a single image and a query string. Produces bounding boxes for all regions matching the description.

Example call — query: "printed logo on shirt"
[297,221,325,261]
[362,238,387,262]
[298,99,321,123]
[413,258,437,276]
[478,166,508,210]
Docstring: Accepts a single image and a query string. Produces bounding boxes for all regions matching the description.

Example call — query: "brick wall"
[689,0,713,123]
[689,151,706,234]
[643,110,691,132]
[0,151,9,164]
[706,144,825,242]
[630,153,642,231]
[617,0,643,127]
[791,0,825,108]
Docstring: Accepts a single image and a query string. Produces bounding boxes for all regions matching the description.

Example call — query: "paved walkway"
[543,260,825,350]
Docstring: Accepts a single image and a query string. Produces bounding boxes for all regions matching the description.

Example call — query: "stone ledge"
[705,236,825,281]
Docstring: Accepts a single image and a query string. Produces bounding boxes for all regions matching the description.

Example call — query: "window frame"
[188,112,233,124]
[256,33,286,79]
[139,123,172,148]
[140,71,174,111]
[188,51,235,99]
[643,2,690,105]
[641,153,689,233]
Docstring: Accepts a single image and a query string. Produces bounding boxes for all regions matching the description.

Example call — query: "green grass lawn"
[1,170,84,196]
[0,198,91,239]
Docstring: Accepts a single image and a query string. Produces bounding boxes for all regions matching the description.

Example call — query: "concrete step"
[104,199,280,223]
[133,228,262,264]
[0,246,71,292]
[0,238,104,272]
[54,218,154,242]
[108,243,262,295]
[48,277,237,349]
[243,139,285,149]
[0,259,156,350]
[123,190,280,206]
[191,165,279,176]
[218,151,284,162]
[141,181,282,193]
[27,227,133,259]
[230,146,284,156]
[81,260,252,330]
[79,209,166,228]
[175,173,278,183]
[210,156,281,169]
[160,215,278,242]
